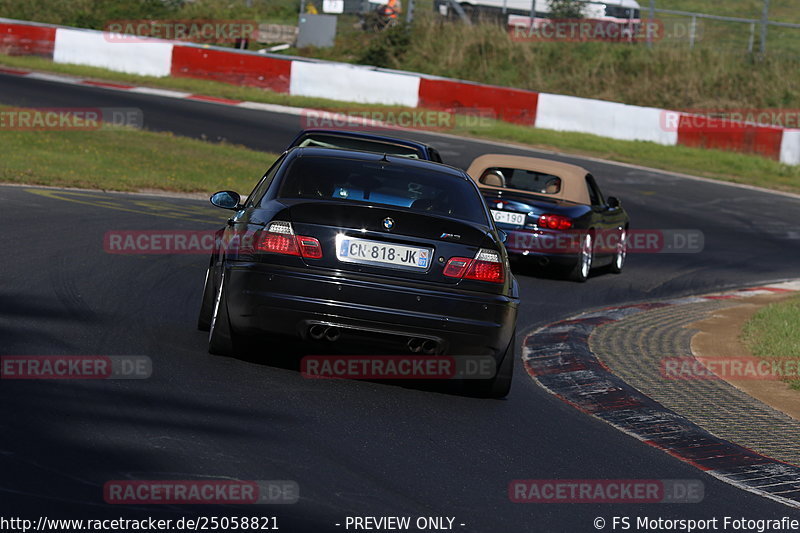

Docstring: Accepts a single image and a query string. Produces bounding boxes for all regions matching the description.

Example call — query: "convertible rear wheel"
[469,334,515,399]
[569,233,593,282]
[208,270,238,356]
[609,228,627,274]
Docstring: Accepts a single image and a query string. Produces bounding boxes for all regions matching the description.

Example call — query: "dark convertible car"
[467,154,630,282]
[286,129,444,162]
[197,147,519,397]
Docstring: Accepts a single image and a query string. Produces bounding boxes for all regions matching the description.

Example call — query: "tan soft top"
[466,154,591,205]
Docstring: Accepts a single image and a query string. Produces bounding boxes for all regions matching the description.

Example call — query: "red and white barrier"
[289,61,420,107]
[1,17,797,166]
[54,28,173,77]
[536,93,678,145]
[418,77,539,125]
[0,21,55,56]
[171,45,291,93]
[675,113,786,161]
[781,130,800,166]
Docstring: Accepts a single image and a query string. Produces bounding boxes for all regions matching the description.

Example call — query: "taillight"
[538,214,573,230]
[256,221,323,259]
[443,257,471,278]
[443,249,505,283]
[257,232,299,256]
[297,236,323,258]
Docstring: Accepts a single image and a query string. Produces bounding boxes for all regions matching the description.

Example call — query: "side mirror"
[210,190,241,210]
[607,196,620,209]
[497,229,508,243]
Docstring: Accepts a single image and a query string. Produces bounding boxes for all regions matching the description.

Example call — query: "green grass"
[742,295,800,390]
[0,0,301,29]
[288,17,800,112]
[655,1,799,23]
[3,53,800,195]
[4,0,800,110]
[0,113,277,192]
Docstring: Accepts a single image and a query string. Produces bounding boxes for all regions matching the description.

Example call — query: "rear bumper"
[508,250,579,266]
[505,229,580,265]
[224,262,518,359]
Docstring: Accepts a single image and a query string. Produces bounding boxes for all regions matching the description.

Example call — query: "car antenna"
[381,153,390,162]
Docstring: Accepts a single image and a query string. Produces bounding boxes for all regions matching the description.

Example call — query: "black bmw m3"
[198,147,519,397]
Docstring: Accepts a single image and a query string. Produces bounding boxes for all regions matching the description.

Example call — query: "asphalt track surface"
[2,72,800,531]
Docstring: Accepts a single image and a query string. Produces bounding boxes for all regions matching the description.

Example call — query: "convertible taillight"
[538,214,573,230]
[443,249,505,283]
[256,221,322,259]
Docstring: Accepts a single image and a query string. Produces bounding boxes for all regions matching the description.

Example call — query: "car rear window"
[276,155,488,224]
[479,167,562,195]
[295,133,423,159]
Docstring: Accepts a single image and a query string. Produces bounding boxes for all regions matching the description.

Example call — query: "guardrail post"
[689,15,696,48]
[406,0,415,22]
[748,22,755,53]
[647,0,655,49]
[760,0,770,54]
[448,0,472,25]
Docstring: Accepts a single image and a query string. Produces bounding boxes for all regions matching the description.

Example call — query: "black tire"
[470,334,515,399]
[609,228,627,274]
[568,233,593,282]
[197,266,215,331]
[208,270,237,356]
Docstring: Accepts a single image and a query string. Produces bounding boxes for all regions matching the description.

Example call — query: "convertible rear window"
[276,155,488,224]
[478,167,562,195]
[294,133,423,159]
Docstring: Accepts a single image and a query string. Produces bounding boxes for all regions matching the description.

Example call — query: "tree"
[548,0,584,19]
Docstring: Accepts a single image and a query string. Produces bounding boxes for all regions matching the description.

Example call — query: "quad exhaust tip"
[407,337,439,355]
[421,339,438,355]
[309,325,342,342]
[325,327,341,342]
[309,324,326,340]
[407,338,423,353]
[310,325,439,353]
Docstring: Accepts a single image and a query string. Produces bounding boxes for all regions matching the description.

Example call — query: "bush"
[358,23,412,68]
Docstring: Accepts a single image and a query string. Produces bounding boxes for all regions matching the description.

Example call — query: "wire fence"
[647,5,800,56]
[292,0,800,58]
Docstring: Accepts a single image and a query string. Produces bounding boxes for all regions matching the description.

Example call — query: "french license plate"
[337,237,431,270]
[491,210,526,226]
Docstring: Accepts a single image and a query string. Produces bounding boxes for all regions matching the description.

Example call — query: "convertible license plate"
[337,238,431,270]
[491,210,526,226]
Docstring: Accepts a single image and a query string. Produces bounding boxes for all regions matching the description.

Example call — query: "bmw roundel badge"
[383,217,394,230]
